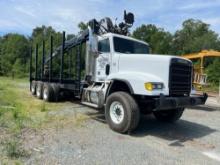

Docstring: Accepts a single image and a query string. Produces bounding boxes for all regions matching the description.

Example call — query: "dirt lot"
[9,94,217,165]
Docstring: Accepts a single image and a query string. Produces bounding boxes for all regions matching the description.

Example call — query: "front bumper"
[154,93,208,111]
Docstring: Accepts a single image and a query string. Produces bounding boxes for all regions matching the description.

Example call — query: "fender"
[107,72,169,96]
[104,79,133,103]
[106,78,133,94]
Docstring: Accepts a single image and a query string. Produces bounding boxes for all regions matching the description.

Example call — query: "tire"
[51,84,60,102]
[31,81,36,95]
[43,83,54,102]
[153,108,184,122]
[36,82,43,99]
[105,92,140,133]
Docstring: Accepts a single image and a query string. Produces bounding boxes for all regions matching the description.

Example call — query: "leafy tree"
[31,26,63,78]
[171,19,220,85]
[67,34,75,40]
[171,19,220,55]
[0,34,30,77]
[206,58,220,85]
[78,22,88,32]
[0,36,3,75]
[132,24,173,54]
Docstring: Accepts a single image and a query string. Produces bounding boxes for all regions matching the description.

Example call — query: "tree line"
[0,19,220,85]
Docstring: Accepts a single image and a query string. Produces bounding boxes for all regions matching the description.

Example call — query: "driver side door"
[95,38,111,82]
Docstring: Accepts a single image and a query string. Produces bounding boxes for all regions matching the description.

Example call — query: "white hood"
[119,54,173,80]
[108,53,191,95]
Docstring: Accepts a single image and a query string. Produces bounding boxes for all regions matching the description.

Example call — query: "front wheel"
[105,92,140,134]
[153,108,184,122]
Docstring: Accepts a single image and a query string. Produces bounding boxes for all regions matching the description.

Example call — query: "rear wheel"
[43,83,54,102]
[105,92,140,133]
[31,81,36,95]
[36,82,43,99]
[51,84,60,102]
[153,108,184,122]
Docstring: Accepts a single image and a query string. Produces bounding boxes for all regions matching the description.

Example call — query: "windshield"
[113,37,149,54]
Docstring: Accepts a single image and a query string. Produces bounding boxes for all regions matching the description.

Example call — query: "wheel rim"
[43,88,48,100]
[109,101,124,124]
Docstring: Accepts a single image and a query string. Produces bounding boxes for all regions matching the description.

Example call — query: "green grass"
[0,76,68,162]
[0,77,36,131]
[0,77,68,131]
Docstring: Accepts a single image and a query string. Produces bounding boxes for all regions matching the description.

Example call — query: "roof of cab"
[99,33,149,46]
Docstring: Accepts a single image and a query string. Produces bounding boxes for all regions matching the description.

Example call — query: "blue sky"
[0,0,220,36]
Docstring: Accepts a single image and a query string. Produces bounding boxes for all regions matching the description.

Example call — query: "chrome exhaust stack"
[85,26,99,82]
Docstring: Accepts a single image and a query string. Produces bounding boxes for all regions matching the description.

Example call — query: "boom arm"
[182,50,220,74]
[45,10,135,63]
[182,50,220,59]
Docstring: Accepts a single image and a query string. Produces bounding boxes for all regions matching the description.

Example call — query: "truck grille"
[169,58,192,96]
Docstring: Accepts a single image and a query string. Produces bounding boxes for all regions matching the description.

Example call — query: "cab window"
[98,39,110,53]
[113,37,149,54]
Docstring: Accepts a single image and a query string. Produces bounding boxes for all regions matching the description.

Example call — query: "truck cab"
[95,33,190,96]
[96,33,149,82]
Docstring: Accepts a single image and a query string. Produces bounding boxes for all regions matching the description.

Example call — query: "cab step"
[81,101,99,108]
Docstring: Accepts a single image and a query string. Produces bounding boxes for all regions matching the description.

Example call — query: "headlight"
[144,82,164,91]
[145,82,153,91]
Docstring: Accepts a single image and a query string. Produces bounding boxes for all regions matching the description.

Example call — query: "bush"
[207,58,220,86]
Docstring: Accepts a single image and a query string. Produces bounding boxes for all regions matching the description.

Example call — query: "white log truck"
[30,11,208,133]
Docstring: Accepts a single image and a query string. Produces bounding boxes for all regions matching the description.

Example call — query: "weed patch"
[3,137,30,158]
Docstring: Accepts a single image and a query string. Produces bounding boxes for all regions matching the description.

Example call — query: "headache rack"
[29,30,90,97]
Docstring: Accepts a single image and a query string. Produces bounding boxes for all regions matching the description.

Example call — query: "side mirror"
[124,10,134,25]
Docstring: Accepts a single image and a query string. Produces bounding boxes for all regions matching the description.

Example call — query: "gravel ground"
[20,96,220,165]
